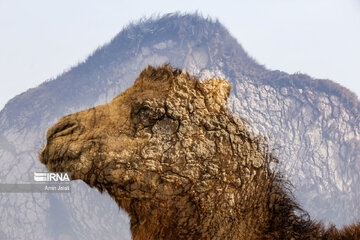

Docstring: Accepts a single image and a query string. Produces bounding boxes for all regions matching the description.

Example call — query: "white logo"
[34,172,71,182]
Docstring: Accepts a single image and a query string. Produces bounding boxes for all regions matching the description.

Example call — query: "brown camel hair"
[40,65,360,239]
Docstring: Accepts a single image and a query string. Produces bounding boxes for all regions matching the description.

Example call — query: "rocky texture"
[0,13,359,239]
[229,73,360,225]
[40,65,360,239]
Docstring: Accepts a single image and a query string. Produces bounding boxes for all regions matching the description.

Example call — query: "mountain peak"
[1,13,263,129]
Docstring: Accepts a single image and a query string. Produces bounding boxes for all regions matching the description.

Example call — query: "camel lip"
[39,144,82,172]
[39,144,63,166]
[39,144,48,165]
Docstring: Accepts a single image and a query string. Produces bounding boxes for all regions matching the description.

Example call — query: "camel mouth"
[39,141,76,167]
[40,135,94,172]
[39,144,79,173]
[39,145,59,170]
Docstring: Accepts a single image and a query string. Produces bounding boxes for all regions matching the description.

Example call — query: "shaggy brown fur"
[40,65,360,239]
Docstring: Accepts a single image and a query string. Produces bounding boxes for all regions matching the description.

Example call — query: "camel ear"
[198,79,231,112]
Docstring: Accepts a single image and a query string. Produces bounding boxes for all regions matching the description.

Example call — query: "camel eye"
[142,106,165,121]
[131,100,165,127]
[152,117,179,135]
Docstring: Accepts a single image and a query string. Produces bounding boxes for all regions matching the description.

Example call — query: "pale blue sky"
[1,0,359,111]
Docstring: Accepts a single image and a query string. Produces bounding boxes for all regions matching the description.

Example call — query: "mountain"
[0,13,359,239]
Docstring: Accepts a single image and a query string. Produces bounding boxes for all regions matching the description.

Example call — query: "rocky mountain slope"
[0,13,359,239]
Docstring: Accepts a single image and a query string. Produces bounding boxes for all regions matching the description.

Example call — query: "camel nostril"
[47,121,79,140]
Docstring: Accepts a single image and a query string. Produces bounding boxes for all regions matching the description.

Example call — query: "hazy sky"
[1,0,359,111]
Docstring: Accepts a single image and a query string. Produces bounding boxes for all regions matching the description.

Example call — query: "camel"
[40,65,360,239]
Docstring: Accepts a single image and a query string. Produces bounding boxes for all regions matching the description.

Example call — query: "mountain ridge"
[2,14,359,129]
